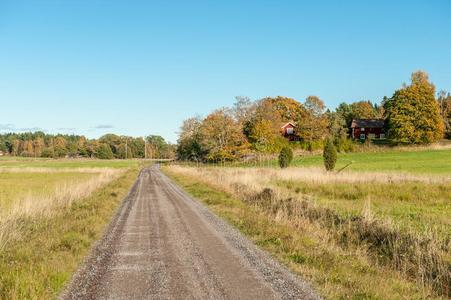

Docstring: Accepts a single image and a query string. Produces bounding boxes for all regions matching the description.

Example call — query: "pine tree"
[384,71,444,144]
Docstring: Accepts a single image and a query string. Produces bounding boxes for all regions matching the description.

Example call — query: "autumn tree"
[336,101,379,127]
[53,136,68,157]
[384,71,444,144]
[34,137,45,157]
[350,100,377,120]
[297,96,328,141]
[266,96,304,121]
[243,98,284,152]
[200,109,249,161]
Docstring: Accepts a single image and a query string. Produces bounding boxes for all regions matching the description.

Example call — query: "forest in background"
[0,133,175,159]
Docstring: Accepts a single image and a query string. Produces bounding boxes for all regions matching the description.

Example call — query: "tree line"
[0,132,175,159]
[177,71,450,162]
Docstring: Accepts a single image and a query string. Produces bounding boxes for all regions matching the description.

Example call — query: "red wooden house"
[351,119,385,140]
[280,122,301,141]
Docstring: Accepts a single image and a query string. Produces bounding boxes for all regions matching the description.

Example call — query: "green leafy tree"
[323,138,337,171]
[278,146,293,168]
[384,71,444,144]
[95,143,114,159]
[177,117,207,161]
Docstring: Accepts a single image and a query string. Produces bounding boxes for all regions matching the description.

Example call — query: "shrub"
[40,148,54,158]
[323,138,337,171]
[334,138,355,153]
[95,143,114,159]
[278,147,293,169]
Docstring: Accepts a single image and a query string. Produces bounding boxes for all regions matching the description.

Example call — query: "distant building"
[280,122,300,141]
[351,119,385,140]
[0,151,4,156]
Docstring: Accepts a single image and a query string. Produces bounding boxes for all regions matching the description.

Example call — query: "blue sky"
[1,0,450,142]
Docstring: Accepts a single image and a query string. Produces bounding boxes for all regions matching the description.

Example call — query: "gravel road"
[60,166,321,300]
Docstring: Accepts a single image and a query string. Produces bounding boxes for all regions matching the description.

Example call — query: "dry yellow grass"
[165,165,450,297]
[0,168,124,251]
[167,165,450,193]
[0,167,122,173]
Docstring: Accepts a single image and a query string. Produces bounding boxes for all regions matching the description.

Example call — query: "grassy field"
[0,157,140,169]
[165,168,440,299]
[232,148,451,174]
[0,172,96,209]
[164,148,451,299]
[276,177,451,239]
[0,158,143,299]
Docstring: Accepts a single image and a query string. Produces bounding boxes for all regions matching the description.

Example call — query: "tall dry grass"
[168,165,449,190]
[0,167,120,174]
[167,165,450,297]
[0,168,124,251]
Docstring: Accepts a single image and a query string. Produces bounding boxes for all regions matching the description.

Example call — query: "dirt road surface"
[60,166,320,300]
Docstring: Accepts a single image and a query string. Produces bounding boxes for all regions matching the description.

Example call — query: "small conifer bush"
[278,147,293,169]
[323,138,337,171]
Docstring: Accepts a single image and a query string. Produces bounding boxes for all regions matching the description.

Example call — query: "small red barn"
[351,119,385,140]
[281,122,300,141]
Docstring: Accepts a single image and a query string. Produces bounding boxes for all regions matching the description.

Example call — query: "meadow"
[229,148,451,174]
[164,148,451,299]
[0,157,140,169]
[0,157,143,299]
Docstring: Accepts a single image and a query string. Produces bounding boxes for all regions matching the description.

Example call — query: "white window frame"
[360,133,366,140]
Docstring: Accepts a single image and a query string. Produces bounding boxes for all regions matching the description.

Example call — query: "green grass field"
[292,149,451,174]
[233,148,451,174]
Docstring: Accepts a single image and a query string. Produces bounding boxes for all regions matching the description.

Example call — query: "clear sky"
[1,0,450,142]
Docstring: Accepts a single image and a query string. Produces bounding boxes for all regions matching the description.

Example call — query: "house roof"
[351,119,384,128]
[281,122,296,129]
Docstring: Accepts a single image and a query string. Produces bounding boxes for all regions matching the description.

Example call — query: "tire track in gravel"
[60,165,321,300]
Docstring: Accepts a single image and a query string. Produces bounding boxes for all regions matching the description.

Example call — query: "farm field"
[164,148,451,299]
[0,158,143,299]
